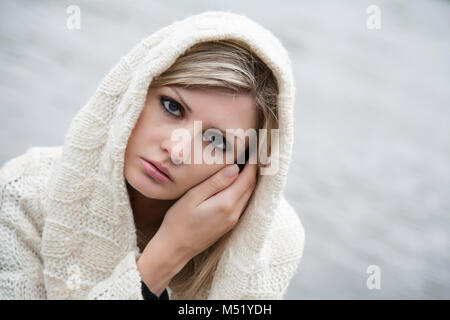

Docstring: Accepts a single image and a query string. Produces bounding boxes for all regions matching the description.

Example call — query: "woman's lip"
[140,158,172,183]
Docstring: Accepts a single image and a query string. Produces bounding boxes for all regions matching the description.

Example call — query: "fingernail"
[224,164,239,178]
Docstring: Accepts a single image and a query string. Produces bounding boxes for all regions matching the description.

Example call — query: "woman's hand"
[159,160,257,260]
[137,160,257,296]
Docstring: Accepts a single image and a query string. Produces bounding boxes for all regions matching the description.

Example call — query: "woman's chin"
[136,178,182,200]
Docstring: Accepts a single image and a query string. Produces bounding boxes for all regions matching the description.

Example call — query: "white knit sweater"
[0,10,305,300]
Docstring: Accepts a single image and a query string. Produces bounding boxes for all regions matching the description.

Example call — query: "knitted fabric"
[0,10,305,299]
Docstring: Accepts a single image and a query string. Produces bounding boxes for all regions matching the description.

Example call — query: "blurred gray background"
[0,0,449,299]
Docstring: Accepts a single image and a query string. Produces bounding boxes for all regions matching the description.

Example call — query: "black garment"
[141,281,169,300]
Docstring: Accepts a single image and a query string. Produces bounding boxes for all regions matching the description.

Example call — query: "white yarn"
[0,10,305,300]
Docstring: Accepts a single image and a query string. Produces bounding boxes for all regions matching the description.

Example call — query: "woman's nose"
[161,134,192,165]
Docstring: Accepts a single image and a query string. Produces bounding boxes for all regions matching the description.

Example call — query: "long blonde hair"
[149,39,279,299]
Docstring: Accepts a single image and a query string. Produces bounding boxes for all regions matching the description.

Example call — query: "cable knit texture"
[0,10,305,300]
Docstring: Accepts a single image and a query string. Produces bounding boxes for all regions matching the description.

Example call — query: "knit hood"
[40,10,303,299]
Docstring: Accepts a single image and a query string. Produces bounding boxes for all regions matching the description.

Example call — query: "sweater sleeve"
[88,252,169,300]
[0,148,157,300]
[86,250,170,300]
[0,149,48,299]
[85,250,143,299]
[0,172,144,299]
[86,251,170,300]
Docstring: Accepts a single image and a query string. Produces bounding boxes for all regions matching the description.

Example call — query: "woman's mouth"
[140,158,173,183]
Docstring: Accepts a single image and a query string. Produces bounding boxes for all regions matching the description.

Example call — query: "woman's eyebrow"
[169,87,193,113]
[168,86,245,145]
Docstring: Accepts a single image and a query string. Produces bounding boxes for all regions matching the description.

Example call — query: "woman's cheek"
[191,165,220,185]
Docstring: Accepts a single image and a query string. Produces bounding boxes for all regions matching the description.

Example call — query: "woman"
[0,11,305,300]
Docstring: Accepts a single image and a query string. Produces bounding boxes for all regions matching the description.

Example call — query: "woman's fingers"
[212,160,257,203]
[185,164,240,206]
[202,160,257,212]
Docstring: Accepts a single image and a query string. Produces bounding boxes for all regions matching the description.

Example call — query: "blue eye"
[204,129,230,152]
[160,96,230,152]
[160,96,182,117]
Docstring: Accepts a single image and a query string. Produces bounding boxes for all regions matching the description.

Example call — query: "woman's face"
[124,85,258,200]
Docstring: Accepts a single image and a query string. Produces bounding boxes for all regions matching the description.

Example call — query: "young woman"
[0,11,305,300]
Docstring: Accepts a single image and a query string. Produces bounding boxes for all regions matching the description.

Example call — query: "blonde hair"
[149,39,279,299]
